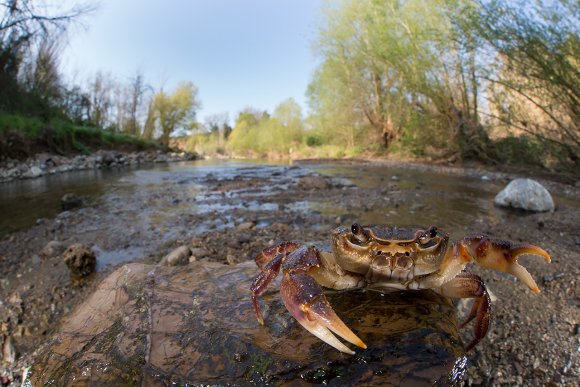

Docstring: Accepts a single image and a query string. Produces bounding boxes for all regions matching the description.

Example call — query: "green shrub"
[305,134,323,147]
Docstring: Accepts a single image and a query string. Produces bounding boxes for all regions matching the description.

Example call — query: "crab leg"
[460,236,551,294]
[250,242,301,324]
[280,271,366,354]
[255,241,300,269]
[436,272,491,351]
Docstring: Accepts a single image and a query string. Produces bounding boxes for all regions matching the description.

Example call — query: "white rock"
[29,166,42,177]
[159,246,191,266]
[494,178,554,212]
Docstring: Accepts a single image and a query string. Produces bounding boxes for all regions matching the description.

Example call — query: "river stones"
[159,245,192,266]
[62,243,96,281]
[39,240,67,258]
[60,193,83,211]
[30,261,466,385]
[297,175,332,190]
[494,178,554,212]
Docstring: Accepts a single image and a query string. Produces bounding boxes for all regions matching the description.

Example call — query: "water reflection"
[0,159,572,242]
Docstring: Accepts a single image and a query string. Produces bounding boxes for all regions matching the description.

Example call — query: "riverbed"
[0,159,578,384]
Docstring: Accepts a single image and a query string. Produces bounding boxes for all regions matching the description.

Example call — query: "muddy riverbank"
[0,159,578,385]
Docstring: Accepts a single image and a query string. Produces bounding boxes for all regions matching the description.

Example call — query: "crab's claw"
[280,271,366,354]
[461,236,551,293]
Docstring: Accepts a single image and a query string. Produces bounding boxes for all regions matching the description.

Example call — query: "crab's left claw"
[280,271,366,354]
[462,236,551,293]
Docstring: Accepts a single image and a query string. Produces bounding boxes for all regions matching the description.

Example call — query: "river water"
[0,159,548,241]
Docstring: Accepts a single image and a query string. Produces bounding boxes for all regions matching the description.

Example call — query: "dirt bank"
[0,159,578,385]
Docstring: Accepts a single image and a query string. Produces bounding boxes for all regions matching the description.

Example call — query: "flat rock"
[30,261,465,385]
[494,178,554,212]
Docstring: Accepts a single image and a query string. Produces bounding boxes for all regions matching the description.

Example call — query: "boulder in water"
[31,261,466,385]
[494,178,554,212]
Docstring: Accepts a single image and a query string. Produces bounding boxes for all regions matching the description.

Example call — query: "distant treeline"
[190,0,578,171]
[1,1,578,170]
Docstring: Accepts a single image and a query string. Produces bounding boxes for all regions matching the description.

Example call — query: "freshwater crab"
[250,224,551,354]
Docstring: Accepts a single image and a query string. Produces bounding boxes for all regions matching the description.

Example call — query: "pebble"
[159,246,191,266]
[226,254,238,265]
[235,222,256,231]
[1,336,16,365]
[40,241,67,258]
[62,244,97,279]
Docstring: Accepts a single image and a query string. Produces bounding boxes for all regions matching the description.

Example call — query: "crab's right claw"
[462,237,551,294]
[280,271,366,355]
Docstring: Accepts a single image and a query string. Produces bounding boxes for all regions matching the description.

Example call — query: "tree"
[87,71,115,128]
[459,0,579,164]
[0,0,94,112]
[309,0,464,150]
[124,70,149,136]
[151,81,201,145]
[204,112,230,146]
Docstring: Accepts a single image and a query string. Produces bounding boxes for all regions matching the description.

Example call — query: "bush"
[494,136,544,167]
[305,134,323,147]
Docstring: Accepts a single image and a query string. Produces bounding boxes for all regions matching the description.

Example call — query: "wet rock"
[330,177,355,188]
[226,254,238,265]
[100,151,120,166]
[60,193,83,211]
[235,221,256,231]
[297,175,331,190]
[494,178,554,212]
[40,240,67,258]
[159,245,191,266]
[542,272,564,283]
[189,247,209,260]
[2,336,16,365]
[31,262,465,385]
[22,166,42,179]
[62,244,96,280]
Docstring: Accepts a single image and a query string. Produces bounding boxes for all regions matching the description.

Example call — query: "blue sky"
[62,0,323,123]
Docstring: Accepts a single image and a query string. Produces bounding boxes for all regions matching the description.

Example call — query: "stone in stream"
[30,261,466,385]
[159,245,192,266]
[494,178,554,212]
[62,243,96,281]
[60,193,83,211]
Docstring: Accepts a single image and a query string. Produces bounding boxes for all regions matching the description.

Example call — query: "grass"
[0,112,164,160]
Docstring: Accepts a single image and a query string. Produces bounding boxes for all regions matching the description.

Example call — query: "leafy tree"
[204,111,231,146]
[151,81,201,145]
[309,0,466,151]
[458,0,579,164]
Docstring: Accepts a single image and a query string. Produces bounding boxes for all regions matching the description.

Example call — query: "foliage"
[226,99,304,156]
[308,0,465,152]
[457,0,579,165]
[0,112,161,160]
[302,0,578,169]
[0,0,94,116]
[150,82,201,146]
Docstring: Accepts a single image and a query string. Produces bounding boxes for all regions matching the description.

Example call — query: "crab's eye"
[350,223,369,243]
[418,229,437,248]
[427,226,437,238]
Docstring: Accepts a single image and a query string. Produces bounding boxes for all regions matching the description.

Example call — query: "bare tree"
[0,0,95,110]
